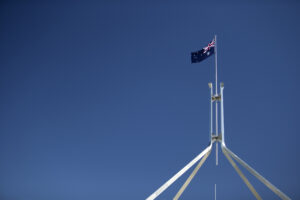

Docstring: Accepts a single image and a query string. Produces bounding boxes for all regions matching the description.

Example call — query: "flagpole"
[214,34,218,166]
[215,35,218,95]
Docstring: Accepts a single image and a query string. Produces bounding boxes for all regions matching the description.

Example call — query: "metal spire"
[145,36,291,200]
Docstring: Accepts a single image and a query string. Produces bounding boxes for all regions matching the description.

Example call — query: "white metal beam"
[223,146,291,200]
[146,143,213,200]
[173,149,211,200]
[220,83,225,146]
[222,146,262,200]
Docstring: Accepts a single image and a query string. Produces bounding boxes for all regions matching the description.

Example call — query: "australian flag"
[191,39,215,63]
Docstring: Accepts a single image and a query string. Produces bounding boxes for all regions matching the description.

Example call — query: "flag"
[191,39,215,63]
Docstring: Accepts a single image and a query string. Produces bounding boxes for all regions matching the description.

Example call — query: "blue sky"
[0,1,299,199]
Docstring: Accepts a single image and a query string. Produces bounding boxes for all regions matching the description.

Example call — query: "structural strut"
[146,76,291,199]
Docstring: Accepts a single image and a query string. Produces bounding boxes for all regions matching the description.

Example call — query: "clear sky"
[0,1,299,199]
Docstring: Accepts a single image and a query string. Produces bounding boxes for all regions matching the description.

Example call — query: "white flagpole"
[215,35,218,95]
[214,35,218,166]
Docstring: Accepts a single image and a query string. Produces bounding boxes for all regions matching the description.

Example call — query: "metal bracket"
[212,95,221,101]
[211,134,222,142]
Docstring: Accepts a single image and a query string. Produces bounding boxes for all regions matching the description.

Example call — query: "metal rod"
[215,35,218,95]
[222,147,262,200]
[215,184,217,200]
[173,150,211,200]
[216,142,218,166]
[220,83,225,145]
[215,93,218,166]
[224,146,291,200]
[215,92,218,167]
[146,144,213,200]
[214,35,218,166]
[209,83,213,140]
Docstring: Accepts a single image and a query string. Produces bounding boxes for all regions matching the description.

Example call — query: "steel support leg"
[222,146,262,200]
[224,146,291,200]
[173,150,211,200]
[146,144,213,200]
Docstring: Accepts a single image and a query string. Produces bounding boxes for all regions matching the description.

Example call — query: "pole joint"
[211,134,222,142]
[212,95,221,101]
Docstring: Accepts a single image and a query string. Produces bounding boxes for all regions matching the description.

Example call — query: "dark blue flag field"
[191,39,215,63]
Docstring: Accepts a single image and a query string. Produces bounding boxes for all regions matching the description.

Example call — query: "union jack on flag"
[203,39,215,54]
[191,38,215,63]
